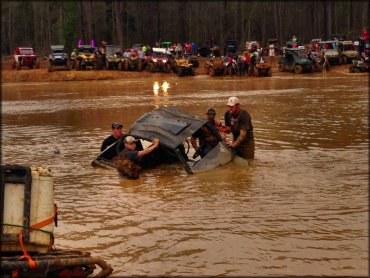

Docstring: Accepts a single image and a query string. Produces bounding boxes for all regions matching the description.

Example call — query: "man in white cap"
[98,122,124,160]
[120,136,160,166]
[223,96,255,160]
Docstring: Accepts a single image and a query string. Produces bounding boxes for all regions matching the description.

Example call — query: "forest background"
[1,0,368,55]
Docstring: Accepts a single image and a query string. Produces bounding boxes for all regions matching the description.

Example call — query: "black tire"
[16,61,21,70]
[76,60,81,70]
[191,67,195,76]
[209,67,215,77]
[267,68,272,77]
[278,63,284,72]
[118,61,123,71]
[294,64,303,74]
[124,60,129,71]
[342,56,347,64]
[12,62,16,69]
[349,65,355,73]
[177,68,183,77]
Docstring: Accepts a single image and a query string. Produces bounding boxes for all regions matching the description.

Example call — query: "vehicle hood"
[324,49,339,57]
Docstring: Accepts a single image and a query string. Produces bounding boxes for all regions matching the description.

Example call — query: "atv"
[349,58,369,73]
[122,51,143,71]
[75,45,97,70]
[146,48,172,73]
[12,47,40,70]
[172,56,195,77]
[47,45,71,72]
[104,45,123,70]
[278,47,314,74]
[204,57,226,76]
[254,59,272,77]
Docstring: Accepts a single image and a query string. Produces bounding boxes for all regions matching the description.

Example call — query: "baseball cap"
[124,136,137,144]
[227,97,240,107]
[112,123,123,129]
[206,108,216,118]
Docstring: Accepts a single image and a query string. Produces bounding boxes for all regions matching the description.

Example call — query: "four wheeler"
[349,58,369,73]
[47,45,70,72]
[75,45,97,70]
[172,56,195,77]
[278,47,314,74]
[122,51,143,71]
[146,47,172,73]
[204,46,226,76]
[254,60,272,77]
[337,40,359,64]
[12,47,40,70]
[197,40,215,57]
[104,45,123,70]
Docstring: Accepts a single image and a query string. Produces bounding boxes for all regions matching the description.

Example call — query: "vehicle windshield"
[79,47,95,54]
[320,42,336,50]
[342,44,355,51]
[106,46,121,55]
[294,49,306,57]
[52,49,64,54]
[19,49,34,55]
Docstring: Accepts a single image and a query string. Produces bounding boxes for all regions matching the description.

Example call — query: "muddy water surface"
[2,70,368,276]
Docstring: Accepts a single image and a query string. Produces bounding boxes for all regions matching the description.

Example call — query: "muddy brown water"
[2,68,368,276]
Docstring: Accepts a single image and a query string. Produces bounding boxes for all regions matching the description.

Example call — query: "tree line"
[1,0,368,55]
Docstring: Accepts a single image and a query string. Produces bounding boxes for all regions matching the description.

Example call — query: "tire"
[66,60,71,71]
[29,65,33,69]
[278,63,284,72]
[266,68,272,77]
[16,61,21,70]
[35,60,40,69]
[118,61,122,71]
[12,62,16,69]
[124,60,129,71]
[191,67,195,76]
[209,67,215,77]
[48,64,53,72]
[177,68,183,77]
[105,60,110,70]
[342,56,347,64]
[173,65,178,73]
[294,64,303,74]
[349,65,355,73]
[76,60,81,71]
[166,63,171,73]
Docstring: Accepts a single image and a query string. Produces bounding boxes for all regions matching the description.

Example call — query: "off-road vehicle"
[47,45,70,72]
[349,58,369,73]
[172,56,195,76]
[204,46,226,76]
[146,48,172,73]
[254,59,272,77]
[278,47,314,74]
[104,45,123,70]
[224,40,238,59]
[198,40,215,57]
[12,47,40,70]
[317,41,341,65]
[122,51,143,71]
[337,40,359,64]
[75,45,97,70]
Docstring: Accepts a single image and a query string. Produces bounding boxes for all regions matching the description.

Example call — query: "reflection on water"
[1,72,368,276]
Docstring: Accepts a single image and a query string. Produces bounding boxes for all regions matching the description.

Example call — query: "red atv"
[12,47,40,70]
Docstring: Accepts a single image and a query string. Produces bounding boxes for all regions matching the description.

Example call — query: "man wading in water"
[221,97,255,161]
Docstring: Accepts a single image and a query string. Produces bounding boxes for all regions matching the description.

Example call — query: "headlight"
[153,58,157,62]
[163,59,167,63]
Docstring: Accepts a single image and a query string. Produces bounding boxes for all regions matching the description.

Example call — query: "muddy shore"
[1,55,353,83]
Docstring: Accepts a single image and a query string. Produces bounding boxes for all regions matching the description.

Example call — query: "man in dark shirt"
[98,123,124,160]
[223,97,255,160]
[120,136,159,167]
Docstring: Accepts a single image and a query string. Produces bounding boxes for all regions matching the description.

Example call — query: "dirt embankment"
[1,55,211,83]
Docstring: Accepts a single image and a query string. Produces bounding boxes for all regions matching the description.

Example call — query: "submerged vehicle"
[92,107,243,177]
[1,164,113,277]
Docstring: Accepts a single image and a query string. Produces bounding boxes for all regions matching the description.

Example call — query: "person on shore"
[98,123,124,161]
[222,97,255,160]
[191,108,225,158]
[120,136,160,167]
